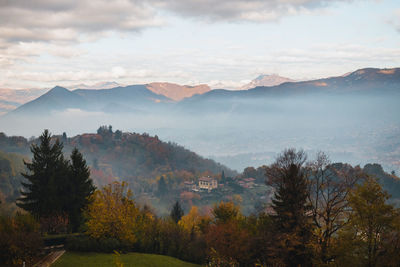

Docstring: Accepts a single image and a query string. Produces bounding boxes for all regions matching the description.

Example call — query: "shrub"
[65,235,131,253]
[0,213,42,266]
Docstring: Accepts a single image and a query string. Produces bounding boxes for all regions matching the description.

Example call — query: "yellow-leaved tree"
[179,206,201,233]
[85,181,138,243]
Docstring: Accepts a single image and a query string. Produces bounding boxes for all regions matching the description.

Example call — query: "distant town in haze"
[1,0,400,266]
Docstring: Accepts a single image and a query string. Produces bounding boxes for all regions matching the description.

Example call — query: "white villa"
[198,177,218,191]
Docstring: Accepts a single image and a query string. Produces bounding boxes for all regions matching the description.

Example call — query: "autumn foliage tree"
[205,202,255,266]
[307,153,362,264]
[85,181,138,243]
[336,177,400,267]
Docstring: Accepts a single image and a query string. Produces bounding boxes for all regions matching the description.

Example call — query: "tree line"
[1,130,400,266]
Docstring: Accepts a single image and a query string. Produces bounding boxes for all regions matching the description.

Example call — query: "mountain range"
[239,74,294,90]
[0,73,291,114]
[0,67,399,174]
[4,67,400,117]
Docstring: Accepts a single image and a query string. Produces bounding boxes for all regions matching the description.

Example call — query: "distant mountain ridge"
[2,67,400,117]
[240,74,294,90]
[66,81,124,90]
[146,82,211,101]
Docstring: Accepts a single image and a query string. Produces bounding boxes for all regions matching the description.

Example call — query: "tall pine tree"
[267,149,313,267]
[170,201,184,223]
[17,129,69,218]
[67,148,95,231]
[17,130,95,232]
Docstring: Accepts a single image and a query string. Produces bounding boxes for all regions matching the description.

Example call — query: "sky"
[1,0,400,89]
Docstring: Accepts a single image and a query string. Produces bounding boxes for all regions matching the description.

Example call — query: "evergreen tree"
[267,149,313,267]
[170,201,184,223]
[67,148,96,231]
[17,129,69,218]
[17,130,95,232]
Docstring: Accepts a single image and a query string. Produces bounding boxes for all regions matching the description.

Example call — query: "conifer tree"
[170,201,184,223]
[267,149,313,267]
[17,130,95,232]
[17,129,69,218]
[67,148,95,231]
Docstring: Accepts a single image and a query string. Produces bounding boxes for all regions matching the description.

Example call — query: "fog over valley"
[1,68,399,173]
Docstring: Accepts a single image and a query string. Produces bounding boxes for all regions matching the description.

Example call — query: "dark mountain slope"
[7,85,172,116]
[8,86,87,115]
[249,67,400,96]
[177,67,400,115]
[74,85,171,106]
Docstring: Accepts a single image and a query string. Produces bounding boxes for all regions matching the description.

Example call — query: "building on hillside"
[198,176,218,191]
[239,177,256,188]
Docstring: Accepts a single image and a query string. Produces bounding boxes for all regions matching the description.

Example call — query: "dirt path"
[34,250,65,267]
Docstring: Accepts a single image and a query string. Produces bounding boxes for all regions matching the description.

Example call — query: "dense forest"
[1,136,400,266]
[1,127,400,216]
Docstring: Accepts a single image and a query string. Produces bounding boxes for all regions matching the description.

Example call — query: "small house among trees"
[198,177,218,191]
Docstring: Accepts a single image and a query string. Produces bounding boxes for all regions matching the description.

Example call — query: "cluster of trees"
[1,130,95,265]
[66,149,400,266]
[17,130,95,232]
[2,128,400,266]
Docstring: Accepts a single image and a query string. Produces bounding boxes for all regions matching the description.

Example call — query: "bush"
[43,233,74,247]
[0,213,42,266]
[65,235,132,253]
[39,214,69,234]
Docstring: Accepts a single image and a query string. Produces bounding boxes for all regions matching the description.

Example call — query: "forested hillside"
[0,127,234,201]
[2,128,400,215]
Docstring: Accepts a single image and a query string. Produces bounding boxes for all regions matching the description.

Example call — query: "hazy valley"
[1,67,399,174]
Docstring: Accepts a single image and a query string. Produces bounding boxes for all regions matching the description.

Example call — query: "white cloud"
[3,42,399,89]
[0,0,358,70]
[0,0,164,67]
[1,0,396,89]
[0,0,162,44]
[0,0,354,47]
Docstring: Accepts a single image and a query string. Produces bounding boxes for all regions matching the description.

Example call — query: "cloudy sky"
[1,0,400,89]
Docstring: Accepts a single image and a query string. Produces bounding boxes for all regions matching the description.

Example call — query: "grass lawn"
[52,251,202,267]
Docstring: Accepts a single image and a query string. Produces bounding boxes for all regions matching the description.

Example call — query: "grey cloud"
[152,0,354,22]
[0,0,161,44]
[0,0,356,45]
[0,0,358,69]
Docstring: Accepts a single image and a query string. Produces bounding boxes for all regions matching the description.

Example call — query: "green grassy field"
[52,252,202,267]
